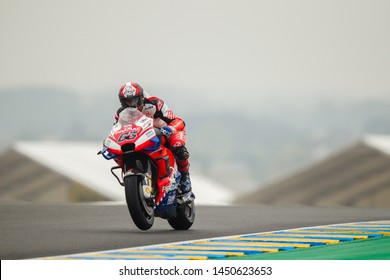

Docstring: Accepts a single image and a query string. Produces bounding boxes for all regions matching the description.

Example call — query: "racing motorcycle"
[98,107,195,230]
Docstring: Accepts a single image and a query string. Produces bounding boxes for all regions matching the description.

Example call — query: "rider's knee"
[171,145,189,160]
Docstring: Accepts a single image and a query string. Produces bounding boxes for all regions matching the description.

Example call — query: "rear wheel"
[168,199,195,230]
[124,176,154,230]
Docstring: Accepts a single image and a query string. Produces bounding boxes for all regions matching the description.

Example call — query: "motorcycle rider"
[115,82,193,202]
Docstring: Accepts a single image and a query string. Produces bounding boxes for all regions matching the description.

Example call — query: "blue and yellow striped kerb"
[45,220,390,260]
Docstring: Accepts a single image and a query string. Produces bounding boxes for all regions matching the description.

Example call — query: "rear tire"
[124,176,154,230]
[168,200,195,230]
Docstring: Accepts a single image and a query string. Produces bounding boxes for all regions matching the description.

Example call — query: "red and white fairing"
[102,107,177,205]
[104,109,156,154]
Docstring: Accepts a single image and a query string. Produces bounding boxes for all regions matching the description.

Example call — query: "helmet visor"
[125,95,142,109]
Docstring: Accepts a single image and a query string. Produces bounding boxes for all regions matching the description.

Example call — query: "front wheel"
[124,176,154,230]
[168,200,195,230]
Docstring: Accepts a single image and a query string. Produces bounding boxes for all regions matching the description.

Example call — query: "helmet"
[118,82,144,110]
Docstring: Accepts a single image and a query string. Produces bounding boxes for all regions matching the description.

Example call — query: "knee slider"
[171,146,189,160]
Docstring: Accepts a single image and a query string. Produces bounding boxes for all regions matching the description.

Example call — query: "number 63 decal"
[118,131,137,142]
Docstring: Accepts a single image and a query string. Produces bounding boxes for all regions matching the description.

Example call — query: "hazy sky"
[1,0,389,101]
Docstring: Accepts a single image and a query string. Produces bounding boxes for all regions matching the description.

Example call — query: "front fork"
[111,164,155,202]
[124,170,153,200]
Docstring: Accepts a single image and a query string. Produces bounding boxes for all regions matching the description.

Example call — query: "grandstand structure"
[237,135,390,208]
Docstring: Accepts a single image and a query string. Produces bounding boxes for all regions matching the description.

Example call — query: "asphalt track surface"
[1,201,389,259]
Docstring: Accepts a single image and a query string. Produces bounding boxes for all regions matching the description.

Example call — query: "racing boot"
[178,172,194,204]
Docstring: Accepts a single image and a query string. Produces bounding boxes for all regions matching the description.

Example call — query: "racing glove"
[161,126,173,137]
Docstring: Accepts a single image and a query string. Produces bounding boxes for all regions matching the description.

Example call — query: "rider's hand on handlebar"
[161,126,173,138]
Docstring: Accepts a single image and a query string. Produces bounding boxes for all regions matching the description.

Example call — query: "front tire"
[124,176,154,230]
[168,200,195,230]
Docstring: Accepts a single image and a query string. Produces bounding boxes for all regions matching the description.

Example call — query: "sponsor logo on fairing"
[118,127,141,142]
